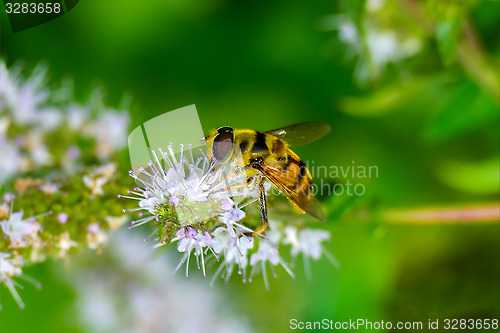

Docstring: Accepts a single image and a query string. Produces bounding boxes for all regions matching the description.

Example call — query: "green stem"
[398,0,500,104]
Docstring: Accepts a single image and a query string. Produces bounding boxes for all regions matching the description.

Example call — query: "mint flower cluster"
[321,0,423,83]
[121,145,337,288]
[0,61,129,184]
[0,60,130,308]
[64,229,255,333]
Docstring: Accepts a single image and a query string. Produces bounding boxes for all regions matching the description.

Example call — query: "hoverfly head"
[209,126,234,163]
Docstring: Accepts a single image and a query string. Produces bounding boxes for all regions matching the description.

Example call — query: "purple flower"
[186,227,197,238]
[169,195,180,206]
[57,212,68,224]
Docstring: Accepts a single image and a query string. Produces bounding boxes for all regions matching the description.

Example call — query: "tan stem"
[382,203,500,224]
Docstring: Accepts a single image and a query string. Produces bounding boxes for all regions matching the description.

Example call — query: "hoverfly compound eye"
[212,126,234,162]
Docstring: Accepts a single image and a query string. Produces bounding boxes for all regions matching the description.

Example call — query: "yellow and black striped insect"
[206,122,330,237]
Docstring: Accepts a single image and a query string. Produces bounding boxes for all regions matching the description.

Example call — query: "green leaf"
[436,16,463,65]
[430,0,467,66]
[422,78,500,142]
[340,0,366,24]
[337,73,454,116]
[435,155,500,194]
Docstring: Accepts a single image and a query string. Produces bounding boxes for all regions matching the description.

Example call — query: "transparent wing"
[253,163,327,222]
[265,121,330,146]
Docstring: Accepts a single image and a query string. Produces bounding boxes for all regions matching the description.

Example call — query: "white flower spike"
[121,143,336,288]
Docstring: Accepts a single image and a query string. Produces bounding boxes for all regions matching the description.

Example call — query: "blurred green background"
[1,0,499,332]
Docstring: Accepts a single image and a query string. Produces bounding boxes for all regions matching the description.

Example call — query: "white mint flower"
[0,202,48,248]
[0,141,21,184]
[175,227,217,278]
[366,28,421,70]
[1,212,40,247]
[0,62,19,111]
[86,223,108,250]
[65,104,89,130]
[1,250,41,309]
[65,230,254,333]
[121,142,335,288]
[211,228,255,283]
[284,226,331,260]
[38,107,63,131]
[83,163,117,196]
[221,207,246,225]
[65,145,81,163]
[30,143,53,166]
[123,144,247,229]
[250,237,281,267]
[283,225,339,280]
[2,193,15,203]
[0,60,135,309]
[57,231,78,258]
[365,0,385,12]
[57,212,69,224]
[138,194,162,213]
[10,73,47,125]
[323,11,422,81]
[0,203,9,219]
[249,228,294,289]
[0,117,10,141]
[0,253,22,278]
[83,175,108,196]
[105,215,127,230]
[28,236,47,263]
[93,163,117,179]
[1,60,130,190]
[0,253,25,308]
[25,129,53,166]
[92,110,130,158]
[39,182,59,195]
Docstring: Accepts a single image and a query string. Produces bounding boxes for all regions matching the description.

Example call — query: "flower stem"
[382,203,499,224]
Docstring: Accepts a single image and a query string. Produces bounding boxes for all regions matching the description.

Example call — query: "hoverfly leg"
[215,176,253,196]
[238,175,268,239]
[252,175,269,237]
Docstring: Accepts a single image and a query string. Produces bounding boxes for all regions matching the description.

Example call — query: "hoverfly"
[206,122,330,237]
